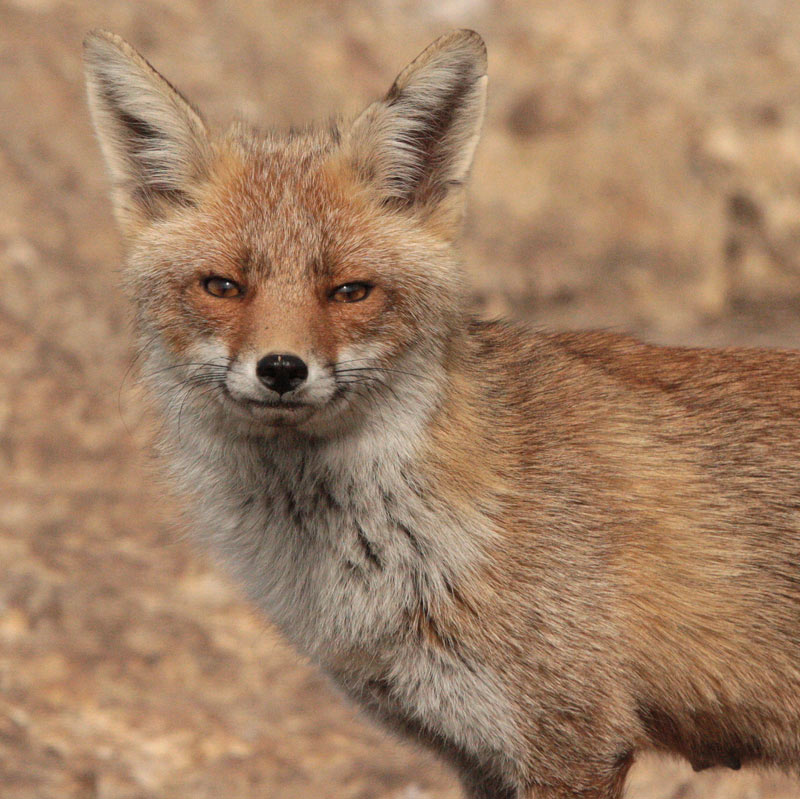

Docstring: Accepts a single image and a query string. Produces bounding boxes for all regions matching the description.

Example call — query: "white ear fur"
[346,30,488,213]
[83,30,211,234]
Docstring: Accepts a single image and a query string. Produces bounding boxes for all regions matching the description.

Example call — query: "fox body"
[84,29,800,799]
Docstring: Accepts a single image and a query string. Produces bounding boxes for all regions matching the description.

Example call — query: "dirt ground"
[2,1,800,797]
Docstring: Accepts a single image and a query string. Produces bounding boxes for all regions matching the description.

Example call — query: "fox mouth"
[220,385,317,424]
[236,395,306,410]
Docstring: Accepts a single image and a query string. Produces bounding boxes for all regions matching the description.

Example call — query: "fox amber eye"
[204,276,242,298]
[330,282,373,303]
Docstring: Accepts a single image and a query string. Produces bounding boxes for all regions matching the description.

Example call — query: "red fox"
[84,28,800,799]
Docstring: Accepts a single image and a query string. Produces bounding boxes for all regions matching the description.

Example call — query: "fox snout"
[255,353,309,395]
[223,346,331,412]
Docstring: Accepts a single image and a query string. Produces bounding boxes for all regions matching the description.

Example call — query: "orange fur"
[85,29,800,799]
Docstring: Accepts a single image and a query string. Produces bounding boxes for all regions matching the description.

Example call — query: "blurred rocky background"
[2,0,800,797]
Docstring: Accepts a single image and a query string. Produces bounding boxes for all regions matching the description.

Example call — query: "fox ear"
[83,30,211,236]
[345,30,487,233]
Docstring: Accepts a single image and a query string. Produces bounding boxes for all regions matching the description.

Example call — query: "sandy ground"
[2,0,800,797]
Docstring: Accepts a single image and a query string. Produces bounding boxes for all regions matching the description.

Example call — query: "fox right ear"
[344,30,487,237]
[83,31,211,237]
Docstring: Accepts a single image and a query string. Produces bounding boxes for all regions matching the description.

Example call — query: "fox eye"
[204,276,243,298]
[329,282,373,303]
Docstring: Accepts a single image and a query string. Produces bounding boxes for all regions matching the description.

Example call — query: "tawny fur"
[84,28,800,799]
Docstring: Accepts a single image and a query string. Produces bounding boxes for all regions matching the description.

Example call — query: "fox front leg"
[459,772,627,799]
[522,786,623,799]
[521,758,633,799]
[457,749,633,799]
[458,773,517,799]
[461,778,627,799]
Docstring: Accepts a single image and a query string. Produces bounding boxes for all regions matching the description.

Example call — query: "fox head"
[84,30,487,437]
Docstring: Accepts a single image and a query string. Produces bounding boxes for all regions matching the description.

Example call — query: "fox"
[82,27,800,799]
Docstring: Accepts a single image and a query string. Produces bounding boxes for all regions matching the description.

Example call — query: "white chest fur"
[175,421,460,654]
[163,413,522,773]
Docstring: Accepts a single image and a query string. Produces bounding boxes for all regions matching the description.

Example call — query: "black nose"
[256,353,308,395]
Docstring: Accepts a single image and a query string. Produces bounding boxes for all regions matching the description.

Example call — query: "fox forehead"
[187,127,396,285]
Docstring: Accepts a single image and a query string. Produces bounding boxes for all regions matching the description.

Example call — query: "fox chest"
[184,440,523,777]
[204,449,434,662]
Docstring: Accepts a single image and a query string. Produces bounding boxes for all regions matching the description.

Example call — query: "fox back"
[84,29,800,799]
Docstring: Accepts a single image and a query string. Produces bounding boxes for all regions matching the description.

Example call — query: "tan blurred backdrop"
[2,1,800,797]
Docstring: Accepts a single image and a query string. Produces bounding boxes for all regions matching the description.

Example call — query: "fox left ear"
[83,30,212,238]
[345,30,487,236]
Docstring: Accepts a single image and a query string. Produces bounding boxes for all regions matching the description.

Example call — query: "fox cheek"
[138,293,241,362]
